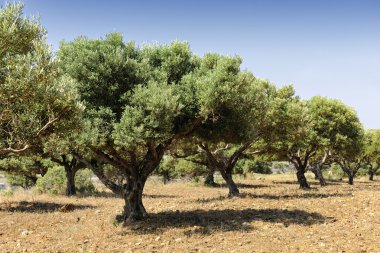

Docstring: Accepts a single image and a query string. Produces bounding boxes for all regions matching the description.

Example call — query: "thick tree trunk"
[348,174,354,185]
[204,168,217,187]
[122,177,148,223]
[296,168,310,189]
[221,171,239,197]
[65,167,77,196]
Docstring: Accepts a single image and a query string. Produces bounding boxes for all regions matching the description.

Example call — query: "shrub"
[326,163,345,180]
[4,173,37,189]
[35,166,95,195]
[236,159,272,175]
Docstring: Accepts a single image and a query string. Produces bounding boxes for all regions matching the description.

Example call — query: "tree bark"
[122,176,148,223]
[220,171,239,197]
[65,167,77,196]
[296,168,310,189]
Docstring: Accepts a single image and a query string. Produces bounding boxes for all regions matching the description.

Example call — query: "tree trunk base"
[296,170,310,189]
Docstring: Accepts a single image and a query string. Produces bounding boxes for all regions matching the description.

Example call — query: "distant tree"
[156,155,178,184]
[0,3,82,159]
[331,122,365,185]
[363,129,380,181]
[269,93,363,188]
[41,130,88,196]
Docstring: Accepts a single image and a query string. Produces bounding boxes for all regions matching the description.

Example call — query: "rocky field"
[0,174,379,252]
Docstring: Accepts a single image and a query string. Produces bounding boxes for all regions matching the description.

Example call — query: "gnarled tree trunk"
[296,168,310,189]
[220,170,239,197]
[122,176,148,222]
[312,164,326,186]
[199,143,251,197]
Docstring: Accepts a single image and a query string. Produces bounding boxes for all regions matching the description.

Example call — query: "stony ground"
[0,174,379,253]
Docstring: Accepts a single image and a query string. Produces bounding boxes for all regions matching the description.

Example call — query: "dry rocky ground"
[0,173,379,253]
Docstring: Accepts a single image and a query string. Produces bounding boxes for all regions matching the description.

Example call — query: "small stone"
[174,238,182,242]
[83,239,90,244]
[95,210,101,214]
[155,236,161,241]
[20,230,29,236]
[242,222,250,227]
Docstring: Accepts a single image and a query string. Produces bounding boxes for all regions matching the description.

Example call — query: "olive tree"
[59,35,257,221]
[171,58,276,196]
[270,93,363,188]
[0,3,82,158]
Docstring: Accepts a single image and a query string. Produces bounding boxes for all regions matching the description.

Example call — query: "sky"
[11,0,380,128]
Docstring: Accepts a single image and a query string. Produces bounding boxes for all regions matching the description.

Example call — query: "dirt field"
[1,174,379,253]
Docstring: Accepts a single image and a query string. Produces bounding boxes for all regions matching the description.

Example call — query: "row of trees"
[1,3,379,222]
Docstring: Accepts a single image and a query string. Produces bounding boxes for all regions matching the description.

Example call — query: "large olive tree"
[59,34,260,221]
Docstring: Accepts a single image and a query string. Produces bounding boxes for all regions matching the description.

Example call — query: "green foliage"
[175,159,208,177]
[269,93,364,169]
[236,159,272,174]
[35,166,95,195]
[326,164,345,180]
[0,3,83,157]
[4,173,36,189]
[75,169,96,193]
[155,155,178,181]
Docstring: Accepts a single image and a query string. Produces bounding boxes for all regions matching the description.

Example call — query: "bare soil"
[1,174,379,253]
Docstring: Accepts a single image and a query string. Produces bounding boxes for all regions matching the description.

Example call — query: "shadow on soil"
[125,208,332,235]
[194,192,352,204]
[217,183,269,189]
[79,191,177,199]
[273,180,342,186]
[0,201,94,213]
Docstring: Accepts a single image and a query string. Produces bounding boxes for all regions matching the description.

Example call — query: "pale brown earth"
[0,174,379,253]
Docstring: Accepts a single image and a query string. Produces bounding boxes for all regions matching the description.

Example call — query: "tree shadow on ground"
[194,192,352,203]
[0,201,94,213]
[273,180,342,186]
[124,208,332,235]
[79,191,177,199]
[216,183,269,189]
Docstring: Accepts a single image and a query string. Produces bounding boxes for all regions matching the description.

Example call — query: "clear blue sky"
[14,0,380,129]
